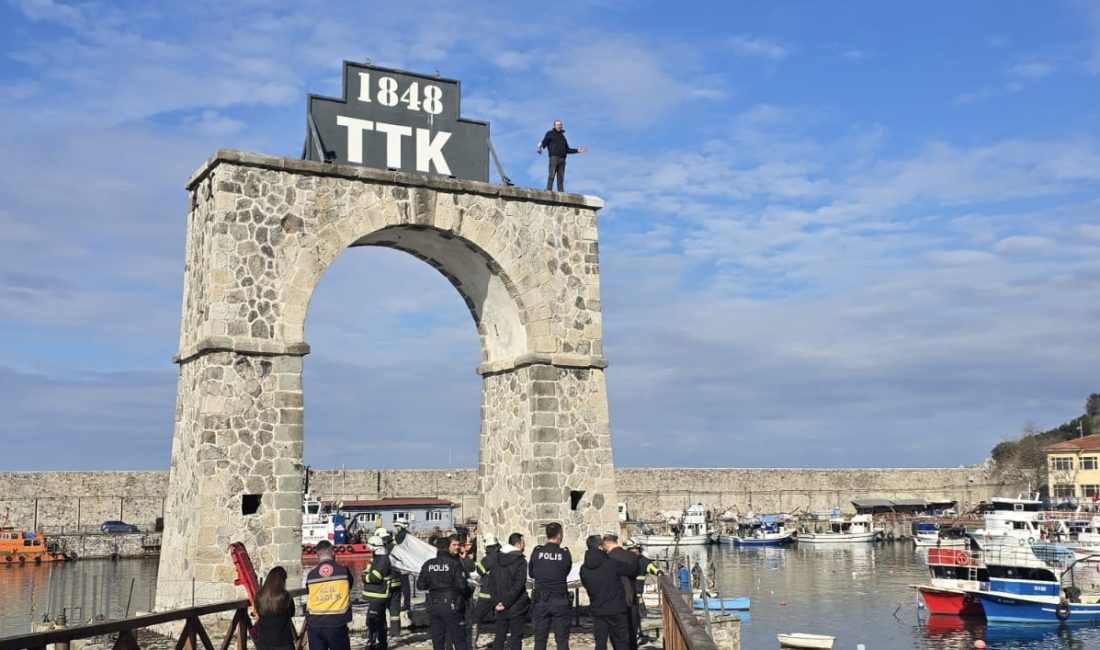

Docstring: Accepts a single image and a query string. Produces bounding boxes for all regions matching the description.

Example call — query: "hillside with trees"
[990,393,1100,496]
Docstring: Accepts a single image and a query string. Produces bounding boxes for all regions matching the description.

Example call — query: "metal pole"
[125,577,135,618]
[92,575,99,620]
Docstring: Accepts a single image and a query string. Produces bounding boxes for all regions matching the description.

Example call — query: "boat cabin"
[827,514,874,535]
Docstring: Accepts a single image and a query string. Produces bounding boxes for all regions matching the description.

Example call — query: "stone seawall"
[0,466,1017,533]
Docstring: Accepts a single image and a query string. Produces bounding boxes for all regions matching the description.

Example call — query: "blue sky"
[1,1,1098,470]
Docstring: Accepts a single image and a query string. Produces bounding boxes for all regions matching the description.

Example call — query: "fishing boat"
[913,547,986,616]
[966,495,1061,550]
[797,514,882,544]
[0,510,73,564]
[777,632,835,649]
[717,515,794,547]
[912,521,968,548]
[300,496,372,562]
[692,595,750,610]
[634,503,713,546]
[965,544,1100,624]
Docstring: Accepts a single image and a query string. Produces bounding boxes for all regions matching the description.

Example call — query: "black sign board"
[305,62,490,182]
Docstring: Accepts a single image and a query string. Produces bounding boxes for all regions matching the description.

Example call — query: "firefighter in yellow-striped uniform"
[362,536,392,650]
[626,538,662,644]
[380,523,406,637]
[305,540,354,650]
[472,533,502,647]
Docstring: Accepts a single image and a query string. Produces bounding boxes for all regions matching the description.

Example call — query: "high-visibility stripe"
[360,591,389,599]
[478,592,492,599]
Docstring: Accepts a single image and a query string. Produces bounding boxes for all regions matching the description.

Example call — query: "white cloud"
[1010,62,1055,79]
[727,35,789,60]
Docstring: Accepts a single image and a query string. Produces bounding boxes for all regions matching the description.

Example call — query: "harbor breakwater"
[1,466,1017,535]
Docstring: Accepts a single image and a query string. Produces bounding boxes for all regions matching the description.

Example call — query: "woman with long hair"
[254,566,296,650]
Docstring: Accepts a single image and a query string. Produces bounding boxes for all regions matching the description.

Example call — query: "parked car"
[101,520,139,533]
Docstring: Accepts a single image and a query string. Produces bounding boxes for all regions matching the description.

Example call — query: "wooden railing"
[0,589,307,650]
[657,575,718,650]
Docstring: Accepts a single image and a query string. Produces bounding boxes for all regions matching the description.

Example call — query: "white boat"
[634,503,713,546]
[777,632,835,649]
[967,495,1048,549]
[797,514,881,544]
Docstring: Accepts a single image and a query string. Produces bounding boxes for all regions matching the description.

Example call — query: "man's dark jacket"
[607,546,639,605]
[493,546,531,618]
[540,130,579,158]
[579,549,634,616]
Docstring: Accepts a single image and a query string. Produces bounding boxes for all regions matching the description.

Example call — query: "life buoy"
[18,556,25,563]
[1018,538,1026,547]
[1027,537,1035,545]
[1056,599,1071,622]
[956,551,969,566]
[3,556,10,563]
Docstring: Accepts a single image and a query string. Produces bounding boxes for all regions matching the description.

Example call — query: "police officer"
[473,533,502,646]
[625,539,661,643]
[361,536,392,650]
[417,535,472,650]
[529,522,572,650]
[305,540,354,650]
[602,533,639,650]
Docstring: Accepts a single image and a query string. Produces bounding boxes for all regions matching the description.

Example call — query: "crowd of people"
[253,522,665,650]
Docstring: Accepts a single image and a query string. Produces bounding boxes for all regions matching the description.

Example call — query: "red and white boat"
[914,546,986,617]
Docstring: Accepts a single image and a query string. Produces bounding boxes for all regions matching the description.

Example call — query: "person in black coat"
[254,566,296,650]
[579,535,635,650]
[491,533,531,650]
[603,533,639,650]
[536,120,588,192]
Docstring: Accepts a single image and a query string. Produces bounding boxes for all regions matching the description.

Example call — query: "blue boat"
[717,515,794,547]
[967,545,1100,624]
[692,595,750,610]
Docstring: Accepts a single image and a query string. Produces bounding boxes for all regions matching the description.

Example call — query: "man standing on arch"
[537,120,587,192]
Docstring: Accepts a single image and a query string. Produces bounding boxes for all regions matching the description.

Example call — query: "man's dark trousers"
[307,626,351,650]
[592,612,629,650]
[491,615,525,650]
[428,598,468,650]
[532,594,571,650]
[546,156,566,191]
[626,603,638,650]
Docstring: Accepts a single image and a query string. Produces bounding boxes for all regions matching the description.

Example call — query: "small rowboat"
[692,595,750,610]
[777,632,835,649]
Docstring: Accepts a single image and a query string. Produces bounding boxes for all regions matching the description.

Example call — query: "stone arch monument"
[156,150,619,609]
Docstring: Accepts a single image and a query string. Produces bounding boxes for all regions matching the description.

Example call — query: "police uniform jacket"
[416,550,469,601]
[529,542,572,599]
[306,559,354,627]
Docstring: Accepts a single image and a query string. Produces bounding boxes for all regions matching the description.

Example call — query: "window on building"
[1051,458,1074,471]
[391,511,409,522]
[426,510,444,521]
[1082,485,1100,498]
[1053,484,1076,498]
[1082,457,1099,470]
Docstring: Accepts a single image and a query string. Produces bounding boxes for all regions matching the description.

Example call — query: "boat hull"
[634,534,711,546]
[798,531,879,544]
[973,591,1100,624]
[917,586,984,617]
[693,596,750,610]
[778,632,835,649]
[727,532,793,547]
